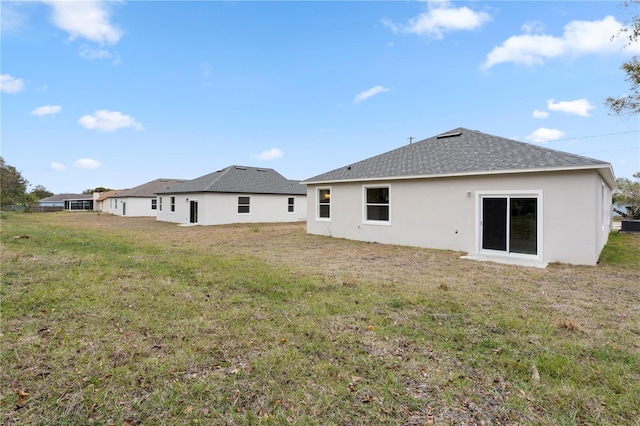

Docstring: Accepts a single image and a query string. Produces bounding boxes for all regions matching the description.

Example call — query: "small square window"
[365,187,389,222]
[238,196,250,214]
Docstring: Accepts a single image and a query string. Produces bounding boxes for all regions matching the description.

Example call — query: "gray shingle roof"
[303,128,614,184]
[39,193,93,202]
[116,179,188,198]
[155,166,306,195]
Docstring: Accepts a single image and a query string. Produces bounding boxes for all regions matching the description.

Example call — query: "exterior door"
[189,200,198,224]
[481,196,537,256]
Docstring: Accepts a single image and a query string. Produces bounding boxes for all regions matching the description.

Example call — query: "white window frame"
[170,196,175,212]
[362,184,391,226]
[159,197,163,212]
[238,196,251,215]
[601,182,606,232]
[287,197,295,214]
[151,199,157,210]
[475,190,543,262]
[317,187,331,222]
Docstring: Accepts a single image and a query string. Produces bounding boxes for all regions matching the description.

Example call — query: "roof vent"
[436,132,462,139]
[256,168,268,172]
[235,166,246,170]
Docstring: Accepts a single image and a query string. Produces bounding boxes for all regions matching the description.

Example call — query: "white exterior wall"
[111,197,157,217]
[156,193,307,225]
[306,170,613,266]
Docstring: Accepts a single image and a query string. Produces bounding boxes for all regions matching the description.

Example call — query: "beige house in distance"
[303,128,616,267]
[109,179,187,217]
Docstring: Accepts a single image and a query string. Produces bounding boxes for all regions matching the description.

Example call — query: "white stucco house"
[303,128,617,267]
[95,190,121,213]
[38,193,95,211]
[109,179,187,217]
[155,165,307,225]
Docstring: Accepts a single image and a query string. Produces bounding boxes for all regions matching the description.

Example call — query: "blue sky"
[1,0,639,194]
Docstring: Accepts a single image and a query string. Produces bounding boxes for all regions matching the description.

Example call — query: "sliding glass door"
[482,196,537,256]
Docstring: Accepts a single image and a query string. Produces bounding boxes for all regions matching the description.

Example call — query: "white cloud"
[201,63,213,79]
[1,3,28,33]
[31,105,62,116]
[526,127,565,143]
[73,158,102,169]
[547,98,594,117]
[43,0,123,45]
[1,74,25,93]
[78,110,144,132]
[532,110,549,119]
[354,86,390,104]
[79,46,110,59]
[257,148,284,161]
[483,16,632,69]
[382,1,491,39]
[50,162,66,171]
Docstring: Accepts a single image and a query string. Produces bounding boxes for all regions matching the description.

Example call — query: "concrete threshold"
[461,254,548,269]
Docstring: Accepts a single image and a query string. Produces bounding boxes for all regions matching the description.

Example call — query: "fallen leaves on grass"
[557,319,580,331]
[16,389,30,408]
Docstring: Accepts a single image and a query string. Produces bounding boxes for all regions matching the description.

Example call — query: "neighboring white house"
[38,193,95,210]
[303,128,617,267]
[155,165,307,225]
[109,179,188,217]
[95,190,121,213]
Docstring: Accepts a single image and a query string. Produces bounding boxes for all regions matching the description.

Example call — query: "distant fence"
[1,205,64,213]
[30,206,65,213]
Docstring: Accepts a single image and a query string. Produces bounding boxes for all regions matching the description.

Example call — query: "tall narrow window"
[170,196,175,212]
[238,196,250,214]
[151,199,157,210]
[318,188,331,219]
[288,197,295,213]
[365,186,389,222]
[159,197,163,211]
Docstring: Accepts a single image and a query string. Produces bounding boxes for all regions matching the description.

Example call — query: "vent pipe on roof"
[436,132,462,139]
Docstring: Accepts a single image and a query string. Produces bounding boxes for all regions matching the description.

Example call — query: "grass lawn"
[1,211,639,425]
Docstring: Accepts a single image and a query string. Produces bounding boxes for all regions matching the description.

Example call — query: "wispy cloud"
[526,127,565,143]
[79,46,120,64]
[50,162,66,171]
[31,105,62,117]
[382,1,491,40]
[532,110,549,119]
[78,110,144,132]
[0,3,29,34]
[1,73,25,93]
[547,98,594,117]
[354,86,390,104]
[257,148,284,161]
[73,158,102,169]
[42,0,123,45]
[483,16,632,69]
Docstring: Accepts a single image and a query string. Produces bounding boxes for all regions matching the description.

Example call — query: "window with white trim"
[288,197,295,213]
[317,188,331,220]
[238,196,250,214]
[364,186,389,222]
[159,197,163,211]
[170,196,175,212]
[151,199,157,210]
